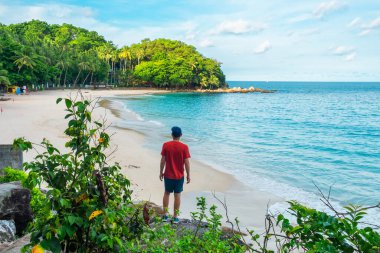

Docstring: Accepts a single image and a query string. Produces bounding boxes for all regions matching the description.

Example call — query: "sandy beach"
[0,89,282,232]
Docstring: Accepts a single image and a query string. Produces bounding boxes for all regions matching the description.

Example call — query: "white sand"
[0,89,283,232]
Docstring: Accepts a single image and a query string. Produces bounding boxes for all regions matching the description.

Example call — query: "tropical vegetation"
[4,95,378,252]
[0,20,226,90]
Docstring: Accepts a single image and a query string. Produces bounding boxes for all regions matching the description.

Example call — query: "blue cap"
[171,126,182,138]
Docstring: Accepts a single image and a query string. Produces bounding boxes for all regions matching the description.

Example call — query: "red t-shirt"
[161,141,191,179]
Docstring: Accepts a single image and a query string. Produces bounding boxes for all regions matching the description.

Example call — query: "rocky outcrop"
[0,182,32,236]
[196,86,275,94]
[0,234,30,253]
[0,145,23,174]
[0,220,16,243]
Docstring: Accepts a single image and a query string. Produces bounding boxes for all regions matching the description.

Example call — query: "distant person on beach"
[159,126,191,224]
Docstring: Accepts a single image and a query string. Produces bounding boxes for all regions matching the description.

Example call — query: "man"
[159,126,191,224]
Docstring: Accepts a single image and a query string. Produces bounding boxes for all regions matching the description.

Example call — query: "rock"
[0,182,32,236]
[0,220,16,243]
[0,145,23,175]
[0,234,30,253]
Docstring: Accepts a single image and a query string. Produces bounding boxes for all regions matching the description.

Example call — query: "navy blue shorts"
[164,177,184,193]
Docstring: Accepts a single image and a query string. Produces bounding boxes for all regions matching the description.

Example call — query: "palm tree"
[110,51,119,85]
[135,48,144,66]
[73,60,90,87]
[118,46,131,72]
[0,66,11,92]
[96,45,114,84]
[14,53,36,73]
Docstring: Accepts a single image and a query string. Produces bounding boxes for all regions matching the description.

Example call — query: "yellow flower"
[98,137,104,143]
[89,210,103,221]
[32,244,44,253]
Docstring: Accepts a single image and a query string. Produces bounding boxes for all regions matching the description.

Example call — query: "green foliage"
[126,197,244,253]
[0,20,109,87]
[14,95,133,253]
[273,201,380,253]
[0,63,11,89]
[1,21,225,89]
[0,167,28,183]
[132,38,226,89]
[243,201,380,253]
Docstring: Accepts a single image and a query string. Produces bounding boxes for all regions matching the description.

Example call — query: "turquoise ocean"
[109,81,380,225]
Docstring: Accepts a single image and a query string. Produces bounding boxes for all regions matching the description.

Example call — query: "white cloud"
[358,29,371,36]
[287,14,313,24]
[254,40,271,54]
[367,16,380,29]
[332,46,355,56]
[330,46,357,62]
[198,39,215,48]
[347,17,361,28]
[314,1,346,18]
[357,16,380,36]
[211,19,267,35]
[0,3,98,27]
[288,1,346,24]
[344,52,356,62]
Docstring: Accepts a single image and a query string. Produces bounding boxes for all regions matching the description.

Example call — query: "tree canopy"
[0,20,226,89]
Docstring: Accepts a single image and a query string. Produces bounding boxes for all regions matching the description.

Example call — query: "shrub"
[0,167,28,183]
[14,95,134,253]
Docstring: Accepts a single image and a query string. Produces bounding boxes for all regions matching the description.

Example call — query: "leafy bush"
[275,201,380,253]
[126,197,244,253]
[243,200,380,253]
[0,166,28,183]
[14,95,134,253]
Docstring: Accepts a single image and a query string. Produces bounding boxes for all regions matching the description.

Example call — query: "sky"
[0,0,379,81]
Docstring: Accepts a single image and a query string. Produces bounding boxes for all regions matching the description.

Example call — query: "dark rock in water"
[0,220,16,243]
[0,182,32,236]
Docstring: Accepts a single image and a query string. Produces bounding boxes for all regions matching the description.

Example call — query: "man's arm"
[185,158,190,184]
[159,155,166,181]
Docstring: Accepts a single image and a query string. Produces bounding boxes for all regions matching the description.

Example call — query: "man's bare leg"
[174,193,181,217]
[163,191,170,215]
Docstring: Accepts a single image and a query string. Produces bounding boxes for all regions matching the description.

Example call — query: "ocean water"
[109,81,380,224]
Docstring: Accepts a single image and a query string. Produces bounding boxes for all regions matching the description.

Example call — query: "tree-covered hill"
[0,20,226,90]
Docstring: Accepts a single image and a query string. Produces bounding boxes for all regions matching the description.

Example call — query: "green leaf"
[64,225,75,237]
[65,98,72,109]
[68,215,76,225]
[56,98,63,104]
[59,199,70,208]
[40,237,61,253]
[85,111,91,122]
[64,113,73,119]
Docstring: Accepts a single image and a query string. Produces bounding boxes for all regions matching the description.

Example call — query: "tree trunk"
[90,72,94,88]
[82,72,90,86]
[58,69,63,87]
[63,67,68,87]
[73,70,82,87]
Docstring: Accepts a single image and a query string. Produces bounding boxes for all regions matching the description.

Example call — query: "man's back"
[161,140,190,179]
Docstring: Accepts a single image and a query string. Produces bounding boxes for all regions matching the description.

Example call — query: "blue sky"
[1,0,379,81]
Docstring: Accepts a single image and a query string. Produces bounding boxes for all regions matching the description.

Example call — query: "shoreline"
[0,89,283,232]
[99,95,284,231]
